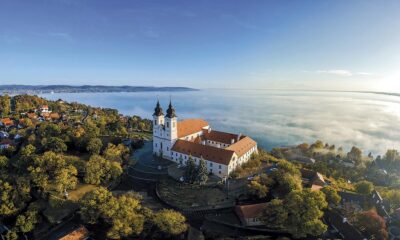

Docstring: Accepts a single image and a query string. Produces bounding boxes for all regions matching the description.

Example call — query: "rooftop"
[171,139,235,165]
[177,119,209,138]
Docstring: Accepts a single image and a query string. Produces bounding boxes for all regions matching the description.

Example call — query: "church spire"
[153,98,164,116]
[166,98,177,118]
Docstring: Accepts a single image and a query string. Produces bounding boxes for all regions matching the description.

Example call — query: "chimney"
[231,139,235,144]
[237,133,242,141]
[208,127,211,133]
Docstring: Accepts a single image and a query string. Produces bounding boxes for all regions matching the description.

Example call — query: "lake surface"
[41,90,400,155]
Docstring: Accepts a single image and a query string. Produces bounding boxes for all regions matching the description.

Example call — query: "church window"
[219,165,221,169]
[154,120,157,125]
[167,147,169,151]
[210,162,213,167]
[167,122,169,128]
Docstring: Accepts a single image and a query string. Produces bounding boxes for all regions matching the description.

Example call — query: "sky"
[1,0,400,92]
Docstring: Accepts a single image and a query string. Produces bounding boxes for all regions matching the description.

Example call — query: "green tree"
[321,186,341,206]
[0,94,11,116]
[153,209,188,236]
[103,143,129,163]
[355,180,374,195]
[0,155,9,168]
[268,160,302,197]
[84,155,122,185]
[15,209,39,234]
[79,187,115,224]
[41,137,67,153]
[28,151,77,193]
[261,199,288,229]
[262,189,328,238]
[197,158,208,184]
[0,179,30,216]
[86,137,103,155]
[183,156,198,184]
[79,187,146,239]
[248,174,269,198]
[285,189,327,238]
[347,146,363,166]
[37,122,61,138]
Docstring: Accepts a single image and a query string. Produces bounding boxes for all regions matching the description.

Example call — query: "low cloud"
[313,69,373,77]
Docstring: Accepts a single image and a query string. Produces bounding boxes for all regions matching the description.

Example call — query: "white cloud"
[308,69,373,77]
[317,69,353,76]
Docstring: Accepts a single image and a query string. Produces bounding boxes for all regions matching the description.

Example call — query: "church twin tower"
[152,99,178,158]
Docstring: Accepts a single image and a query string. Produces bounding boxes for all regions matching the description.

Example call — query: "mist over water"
[41,90,400,155]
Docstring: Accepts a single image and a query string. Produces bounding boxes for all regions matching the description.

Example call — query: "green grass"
[68,183,97,201]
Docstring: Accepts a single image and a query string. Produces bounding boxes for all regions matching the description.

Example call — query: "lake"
[40,90,400,156]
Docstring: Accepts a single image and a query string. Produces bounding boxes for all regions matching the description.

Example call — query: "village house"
[235,203,267,227]
[300,168,326,191]
[40,105,51,113]
[0,118,14,129]
[152,100,258,178]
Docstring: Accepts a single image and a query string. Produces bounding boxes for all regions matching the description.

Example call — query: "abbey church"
[152,100,258,178]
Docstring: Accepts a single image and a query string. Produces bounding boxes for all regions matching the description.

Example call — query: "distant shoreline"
[0,85,197,94]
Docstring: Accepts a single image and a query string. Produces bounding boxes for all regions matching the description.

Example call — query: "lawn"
[68,183,97,201]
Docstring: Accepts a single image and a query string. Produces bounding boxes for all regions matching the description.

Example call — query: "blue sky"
[1,0,400,91]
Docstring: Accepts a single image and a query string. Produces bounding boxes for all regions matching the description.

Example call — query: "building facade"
[152,100,258,178]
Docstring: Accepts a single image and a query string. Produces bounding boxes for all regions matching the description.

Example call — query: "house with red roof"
[152,100,258,178]
[235,203,267,226]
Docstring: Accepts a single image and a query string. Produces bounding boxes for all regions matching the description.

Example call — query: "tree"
[355,210,388,240]
[268,160,302,197]
[248,174,269,198]
[261,199,288,229]
[79,187,146,239]
[286,189,327,238]
[197,158,208,184]
[0,179,30,216]
[0,155,9,168]
[355,180,374,195]
[312,140,324,149]
[37,122,61,138]
[183,157,198,184]
[106,192,145,239]
[79,187,115,224]
[103,143,129,163]
[15,209,39,234]
[321,186,341,206]
[84,155,122,185]
[347,146,363,166]
[28,151,77,193]
[41,137,67,153]
[153,209,187,236]
[262,189,328,238]
[86,137,103,155]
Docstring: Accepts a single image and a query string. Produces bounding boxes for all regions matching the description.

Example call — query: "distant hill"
[0,85,197,94]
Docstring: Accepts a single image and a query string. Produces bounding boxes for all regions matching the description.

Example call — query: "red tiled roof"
[202,129,239,144]
[59,226,89,240]
[171,139,235,165]
[235,203,267,219]
[1,118,13,126]
[177,119,209,138]
[226,136,257,158]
